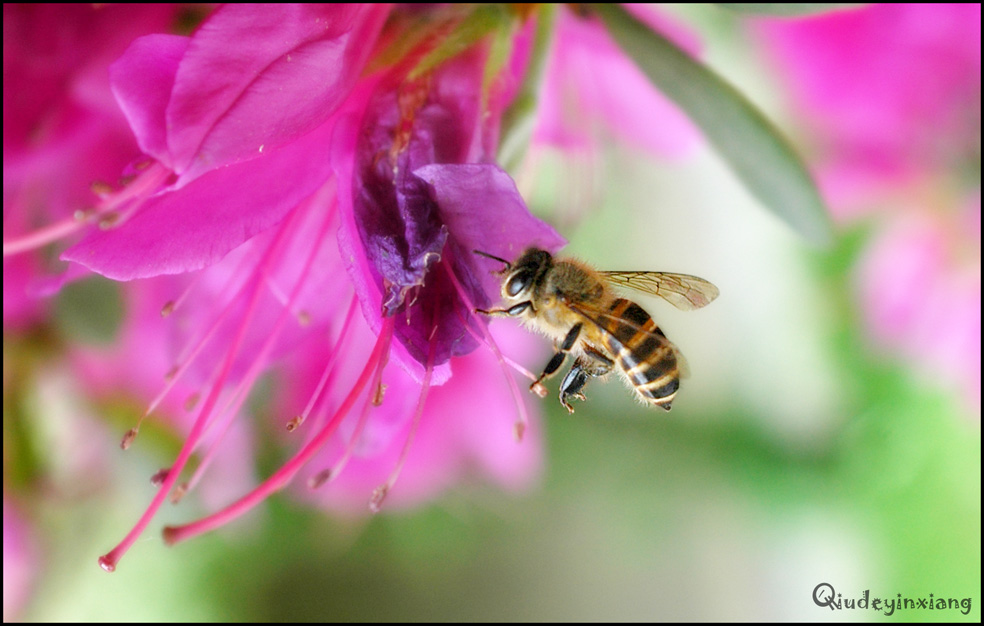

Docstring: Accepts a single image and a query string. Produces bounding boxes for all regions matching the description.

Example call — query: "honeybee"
[475,248,719,413]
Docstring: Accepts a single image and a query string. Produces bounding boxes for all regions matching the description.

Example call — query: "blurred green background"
[4,4,979,622]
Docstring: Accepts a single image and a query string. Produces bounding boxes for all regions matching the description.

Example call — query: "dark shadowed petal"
[166,4,390,185]
[351,64,483,318]
[339,49,565,373]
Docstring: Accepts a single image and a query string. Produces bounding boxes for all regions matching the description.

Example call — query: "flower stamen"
[4,162,171,257]
[99,199,301,572]
[442,260,533,441]
[288,296,359,433]
[162,317,395,547]
[369,323,436,513]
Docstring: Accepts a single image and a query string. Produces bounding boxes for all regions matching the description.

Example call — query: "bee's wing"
[565,301,691,379]
[600,271,719,311]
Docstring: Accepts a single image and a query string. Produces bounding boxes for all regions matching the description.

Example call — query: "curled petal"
[167,4,390,185]
[110,34,188,169]
[415,162,566,298]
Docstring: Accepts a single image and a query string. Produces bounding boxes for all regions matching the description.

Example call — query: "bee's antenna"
[473,249,511,269]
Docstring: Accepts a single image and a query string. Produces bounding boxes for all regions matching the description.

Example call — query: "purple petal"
[415,162,566,295]
[166,4,389,185]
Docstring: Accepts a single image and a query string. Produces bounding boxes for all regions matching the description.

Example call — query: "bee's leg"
[475,301,533,318]
[559,353,613,414]
[531,323,583,393]
[559,362,589,414]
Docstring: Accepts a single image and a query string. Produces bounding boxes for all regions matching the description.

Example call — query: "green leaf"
[54,276,125,345]
[591,4,834,245]
[498,5,558,172]
[408,5,511,82]
[717,4,865,17]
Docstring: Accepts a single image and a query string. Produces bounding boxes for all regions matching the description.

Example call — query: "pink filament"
[176,197,338,499]
[4,163,171,257]
[98,200,301,572]
[308,331,388,488]
[441,260,532,441]
[162,317,395,547]
[291,295,359,432]
[369,326,435,513]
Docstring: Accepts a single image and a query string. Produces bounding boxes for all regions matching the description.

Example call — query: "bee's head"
[501,248,551,301]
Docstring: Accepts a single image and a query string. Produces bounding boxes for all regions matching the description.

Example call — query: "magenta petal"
[110,34,189,169]
[61,116,338,280]
[417,163,565,255]
[166,4,389,184]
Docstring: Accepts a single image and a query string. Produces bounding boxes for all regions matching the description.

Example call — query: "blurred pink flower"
[855,196,981,409]
[3,499,38,621]
[753,3,981,211]
[753,4,981,413]
[535,5,701,158]
[3,4,180,328]
[4,5,565,571]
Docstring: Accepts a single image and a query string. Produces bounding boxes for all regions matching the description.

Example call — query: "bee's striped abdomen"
[601,298,679,410]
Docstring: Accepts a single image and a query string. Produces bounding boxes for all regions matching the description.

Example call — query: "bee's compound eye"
[505,272,530,297]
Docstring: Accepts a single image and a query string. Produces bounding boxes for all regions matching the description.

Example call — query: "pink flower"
[3,500,38,621]
[753,4,981,210]
[855,196,981,409]
[535,5,701,158]
[3,4,180,328]
[753,4,981,413]
[3,5,564,571]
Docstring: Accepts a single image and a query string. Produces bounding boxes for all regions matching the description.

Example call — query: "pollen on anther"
[90,181,114,196]
[369,485,388,514]
[98,212,120,229]
[73,208,96,221]
[372,382,387,406]
[120,427,139,450]
[161,301,176,317]
[183,392,201,412]
[170,482,188,504]
[286,415,304,432]
[307,469,332,489]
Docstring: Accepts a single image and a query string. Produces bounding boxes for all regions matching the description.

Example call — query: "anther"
[150,468,169,486]
[373,382,387,406]
[90,181,114,196]
[120,427,139,450]
[307,469,332,489]
[160,301,176,317]
[73,207,97,222]
[184,391,201,412]
[97,212,120,229]
[369,485,388,514]
[286,415,304,432]
[170,482,188,504]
